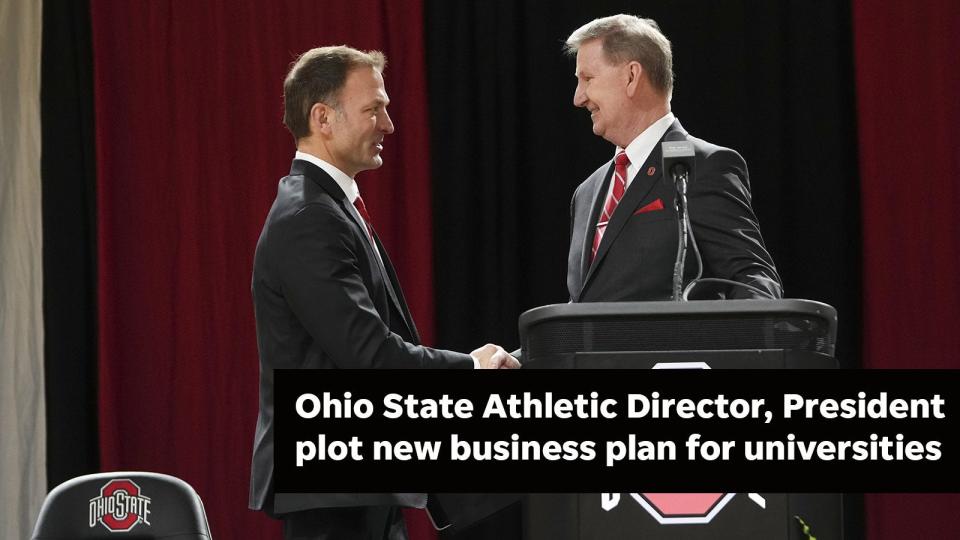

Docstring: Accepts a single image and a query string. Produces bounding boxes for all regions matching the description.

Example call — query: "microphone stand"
[672,167,689,301]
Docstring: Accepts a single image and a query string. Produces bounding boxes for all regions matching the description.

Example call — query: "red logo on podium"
[635,493,733,524]
[602,492,766,524]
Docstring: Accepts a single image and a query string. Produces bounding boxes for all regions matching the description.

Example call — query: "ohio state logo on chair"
[88,478,152,532]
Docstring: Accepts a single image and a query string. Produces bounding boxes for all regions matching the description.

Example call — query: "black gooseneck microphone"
[661,132,696,301]
[660,134,777,300]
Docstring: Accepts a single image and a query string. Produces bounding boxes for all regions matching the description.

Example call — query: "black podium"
[518,299,842,540]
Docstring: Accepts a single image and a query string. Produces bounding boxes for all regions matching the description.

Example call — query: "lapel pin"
[647,166,656,176]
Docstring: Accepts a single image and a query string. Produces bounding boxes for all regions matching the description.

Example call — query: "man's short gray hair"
[565,14,673,97]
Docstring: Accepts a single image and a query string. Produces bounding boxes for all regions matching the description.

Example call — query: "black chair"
[33,471,211,539]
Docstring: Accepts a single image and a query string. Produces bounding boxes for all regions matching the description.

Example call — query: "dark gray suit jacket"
[568,120,782,302]
[249,159,473,515]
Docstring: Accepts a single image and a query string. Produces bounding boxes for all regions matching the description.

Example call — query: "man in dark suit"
[564,15,782,302]
[249,45,519,540]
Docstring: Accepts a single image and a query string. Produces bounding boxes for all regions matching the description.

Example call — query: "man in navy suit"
[564,15,782,302]
[249,45,519,540]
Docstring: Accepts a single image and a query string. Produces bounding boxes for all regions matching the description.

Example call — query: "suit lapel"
[340,196,417,341]
[579,165,613,292]
[372,233,421,344]
[578,120,687,297]
[294,159,417,340]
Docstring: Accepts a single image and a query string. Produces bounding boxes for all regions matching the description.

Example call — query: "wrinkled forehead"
[574,39,612,75]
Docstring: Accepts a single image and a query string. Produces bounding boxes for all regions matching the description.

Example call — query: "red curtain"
[90,1,436,538]
[853,0,960,537]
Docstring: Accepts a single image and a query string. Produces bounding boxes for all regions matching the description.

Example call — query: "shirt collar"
[618,111,676,168]
[295,150,360,202]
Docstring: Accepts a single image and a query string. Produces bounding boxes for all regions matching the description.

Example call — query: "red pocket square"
[634,198,664,214]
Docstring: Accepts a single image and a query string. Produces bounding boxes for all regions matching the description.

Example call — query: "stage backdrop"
[90,1,437,538]
[49,1,958,539]
[853,0,960,538]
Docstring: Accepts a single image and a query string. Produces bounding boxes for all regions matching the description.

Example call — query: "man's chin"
[362,157,384,172]
[591,125,618,145]
[352,157,383,176]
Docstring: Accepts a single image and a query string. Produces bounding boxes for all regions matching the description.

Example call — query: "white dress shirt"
[295,151,359,202]
[294,151,382,263]
[605,112,676,200]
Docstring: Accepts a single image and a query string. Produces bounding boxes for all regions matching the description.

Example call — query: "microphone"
[660,133,777,300]
[661,133,695,301]
[661,131,695,183]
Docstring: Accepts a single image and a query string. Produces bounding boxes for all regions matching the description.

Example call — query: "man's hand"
[470,343,521,369]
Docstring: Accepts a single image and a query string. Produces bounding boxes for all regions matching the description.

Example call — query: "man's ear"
[309,102,333,135]
[625,61,643,98]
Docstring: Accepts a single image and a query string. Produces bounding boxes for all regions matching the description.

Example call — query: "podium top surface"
[519,299,837,358]
[520,299,836,326]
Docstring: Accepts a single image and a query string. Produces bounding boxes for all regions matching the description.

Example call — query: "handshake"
[470,344,521,369]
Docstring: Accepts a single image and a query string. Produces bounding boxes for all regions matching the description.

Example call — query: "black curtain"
[41,0,99,488]
[427,0,860,364]
[426,1,862,538]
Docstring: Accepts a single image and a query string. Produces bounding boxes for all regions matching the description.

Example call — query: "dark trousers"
[282,506,407,540]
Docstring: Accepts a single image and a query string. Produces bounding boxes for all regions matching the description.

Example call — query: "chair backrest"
[32,471,212,539]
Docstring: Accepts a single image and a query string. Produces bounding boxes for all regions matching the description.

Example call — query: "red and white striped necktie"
[591,151,631,262]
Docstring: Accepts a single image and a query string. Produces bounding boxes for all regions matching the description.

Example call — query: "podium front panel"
[517,300,842,539]
[524,493,841,540]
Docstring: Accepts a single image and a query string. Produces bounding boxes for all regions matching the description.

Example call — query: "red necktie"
[353,195,375,243]
[591,151,630,262]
